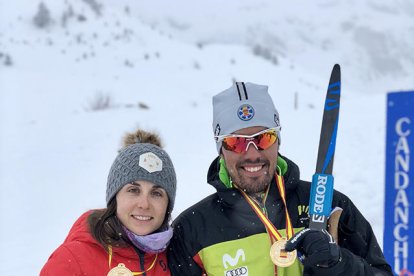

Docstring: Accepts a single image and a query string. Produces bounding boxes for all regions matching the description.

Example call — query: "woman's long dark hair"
[88,198,129,249]
[88,197,172,250]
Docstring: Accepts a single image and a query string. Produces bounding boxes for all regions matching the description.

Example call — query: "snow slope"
[0,0,413,274]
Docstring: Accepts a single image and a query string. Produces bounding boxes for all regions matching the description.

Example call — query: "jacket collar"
[64,211,158,260]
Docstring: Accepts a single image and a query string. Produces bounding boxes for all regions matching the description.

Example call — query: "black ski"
[308,64,341,230]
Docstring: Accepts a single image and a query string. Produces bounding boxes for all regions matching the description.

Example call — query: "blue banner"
[384,91,414,275]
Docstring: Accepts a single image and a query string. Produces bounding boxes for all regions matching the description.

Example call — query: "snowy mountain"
[0,0,413,274]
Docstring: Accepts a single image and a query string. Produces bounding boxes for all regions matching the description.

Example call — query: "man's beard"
[229,161,276,194]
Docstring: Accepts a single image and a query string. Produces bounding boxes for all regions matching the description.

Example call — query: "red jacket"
[40,211,170,276]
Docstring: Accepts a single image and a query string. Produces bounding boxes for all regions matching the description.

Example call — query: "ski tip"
[331,64,341,80]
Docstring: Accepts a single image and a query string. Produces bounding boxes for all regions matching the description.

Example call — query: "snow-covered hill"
[0,0,413,274]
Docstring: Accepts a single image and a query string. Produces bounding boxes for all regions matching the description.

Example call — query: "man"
[168,82,392,275]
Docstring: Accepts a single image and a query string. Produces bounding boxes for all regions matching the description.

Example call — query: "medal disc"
[107,263,133,276]
[270,239,297,267]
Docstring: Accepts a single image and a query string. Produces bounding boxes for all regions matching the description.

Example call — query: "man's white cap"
[212,82,281,152]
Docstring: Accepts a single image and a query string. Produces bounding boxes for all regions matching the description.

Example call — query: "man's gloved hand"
[284,228,340,268]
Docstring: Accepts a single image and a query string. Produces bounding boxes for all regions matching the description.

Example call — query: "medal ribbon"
[237,173,295,242]
[108,245,158,275]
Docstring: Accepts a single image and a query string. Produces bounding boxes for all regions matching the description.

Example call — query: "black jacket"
[168,155,392,275]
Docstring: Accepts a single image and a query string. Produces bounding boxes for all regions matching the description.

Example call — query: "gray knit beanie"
[212,82,281,152]
[106,130,176,214]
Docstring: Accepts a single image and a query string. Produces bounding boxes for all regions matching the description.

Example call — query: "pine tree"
[33,2,51,29]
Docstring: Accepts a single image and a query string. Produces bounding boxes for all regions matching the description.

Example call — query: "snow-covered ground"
[0,0,413,275]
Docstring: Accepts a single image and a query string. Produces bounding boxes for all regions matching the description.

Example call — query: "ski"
[308,64,341,230]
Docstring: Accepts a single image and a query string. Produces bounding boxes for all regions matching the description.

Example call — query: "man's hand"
[285,228,340,268]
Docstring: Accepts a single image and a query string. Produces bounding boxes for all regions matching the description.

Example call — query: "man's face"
[221,126,279,194]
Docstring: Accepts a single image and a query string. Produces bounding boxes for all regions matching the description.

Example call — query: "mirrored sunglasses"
[216,127,280,154]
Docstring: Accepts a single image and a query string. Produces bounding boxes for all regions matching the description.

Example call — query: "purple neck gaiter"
[122,226,173,254]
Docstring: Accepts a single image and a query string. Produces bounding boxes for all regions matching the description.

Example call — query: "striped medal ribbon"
[237,173,297,267]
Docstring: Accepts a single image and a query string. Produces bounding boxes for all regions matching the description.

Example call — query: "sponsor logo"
[289,228,311,244]
[223,249,245,269]
[225,266,248,276]
[223,249,248,276]
[158,260,167,271]
[274,114,280,127]
[298,205,310,224]
[313,175,328,214]
[237,104,254,121]
[138,152,162,173]
[309,174,333,222]
[298,205,309,216]
[215,124,221,139]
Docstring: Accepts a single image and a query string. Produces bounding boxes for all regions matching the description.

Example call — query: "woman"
[41,129,176,275]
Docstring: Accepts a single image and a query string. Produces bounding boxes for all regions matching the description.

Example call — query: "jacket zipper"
[135,248,147,276]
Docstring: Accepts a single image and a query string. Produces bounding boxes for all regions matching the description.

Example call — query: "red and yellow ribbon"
[236,173,294,242]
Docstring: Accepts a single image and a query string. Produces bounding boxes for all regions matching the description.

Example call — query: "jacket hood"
[207,153,301,197]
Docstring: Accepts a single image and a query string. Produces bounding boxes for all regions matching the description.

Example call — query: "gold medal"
[270,239,297,267]
[107,263,133,276]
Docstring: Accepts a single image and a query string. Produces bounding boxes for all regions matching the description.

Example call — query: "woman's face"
[116,180,169,236]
